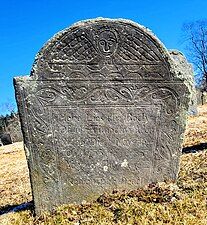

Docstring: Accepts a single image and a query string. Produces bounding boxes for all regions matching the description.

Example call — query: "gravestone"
[169,50,197,115]
[14,18,191,214]
[0,138,3,146]
[0,133,12,145]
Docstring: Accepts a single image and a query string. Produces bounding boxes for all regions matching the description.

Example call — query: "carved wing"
[47,29,99,63]
[116,30,165,64]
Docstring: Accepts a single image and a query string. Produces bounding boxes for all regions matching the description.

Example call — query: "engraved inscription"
[52,105,159,151]
[51,105,160,201]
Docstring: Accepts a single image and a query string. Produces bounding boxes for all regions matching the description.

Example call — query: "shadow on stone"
[0,201,34,216]
[182,143,207,154]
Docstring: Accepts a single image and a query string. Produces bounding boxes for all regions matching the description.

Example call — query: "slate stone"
[14,18,191,214]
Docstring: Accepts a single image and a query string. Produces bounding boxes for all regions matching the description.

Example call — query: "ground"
[0,105,207,225]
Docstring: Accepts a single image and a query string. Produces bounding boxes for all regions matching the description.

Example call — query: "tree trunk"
[201,90,204,105]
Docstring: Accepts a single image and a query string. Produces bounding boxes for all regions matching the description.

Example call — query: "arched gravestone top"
[14,18,191,214]
[32,18,174,81]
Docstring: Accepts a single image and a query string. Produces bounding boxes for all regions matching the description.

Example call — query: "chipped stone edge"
[169,49,197,115]
[168,49,194,146]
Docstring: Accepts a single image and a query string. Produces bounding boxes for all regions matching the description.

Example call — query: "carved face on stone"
[97,30,117,56]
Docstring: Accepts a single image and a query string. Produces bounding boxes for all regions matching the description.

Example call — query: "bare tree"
[0,101,16,135]
[182,19,207,90]
[0,101,16,116]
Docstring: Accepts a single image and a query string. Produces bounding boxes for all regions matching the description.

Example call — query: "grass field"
[0,105,207,225]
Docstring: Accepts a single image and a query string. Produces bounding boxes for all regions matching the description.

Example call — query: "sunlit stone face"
[14,19,191,215]
[98,30,117,56]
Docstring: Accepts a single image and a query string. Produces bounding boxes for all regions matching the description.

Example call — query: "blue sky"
[0,0,207,115]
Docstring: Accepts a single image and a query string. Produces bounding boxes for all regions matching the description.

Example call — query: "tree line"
[0,111,16,134]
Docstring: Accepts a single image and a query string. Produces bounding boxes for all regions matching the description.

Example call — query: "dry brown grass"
[0,104,207,225]
[0,142,32,224]
[0,142,31,208]
[183,104,207,147]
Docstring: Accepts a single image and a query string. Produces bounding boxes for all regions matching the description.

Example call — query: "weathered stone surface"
[169,50,197,115]
[14,18,191,214]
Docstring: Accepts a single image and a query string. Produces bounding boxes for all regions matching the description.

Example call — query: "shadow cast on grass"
[0,201,34,216]
[182,142,207,154]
